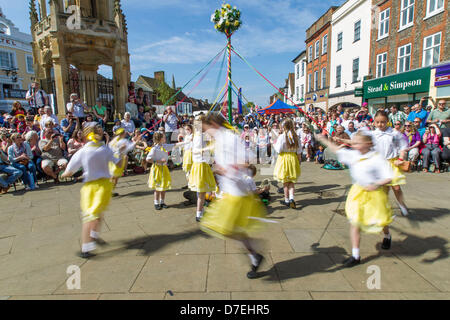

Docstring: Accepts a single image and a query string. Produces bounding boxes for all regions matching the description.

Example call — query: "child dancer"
[146,132,179,210]
[200,112,267,279]
[108,128,134,196]
[189,117,217,222]
[273,119,302,209]
[61,123,124,258]
[178,124,194,187]
[317,132,394,267]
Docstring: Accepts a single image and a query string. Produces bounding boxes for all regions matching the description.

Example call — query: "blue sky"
[1,0,343,106]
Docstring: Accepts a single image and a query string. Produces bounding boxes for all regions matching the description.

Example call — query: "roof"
[288,73,295,95]
[258,99,300,115]
[292,50,306,63]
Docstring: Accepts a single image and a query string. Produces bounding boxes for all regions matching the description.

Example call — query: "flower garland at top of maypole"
[211,3,242,37]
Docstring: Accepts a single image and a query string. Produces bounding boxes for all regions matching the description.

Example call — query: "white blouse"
[192,133,212,163]
[146,144,175,163]
[367,128,408,160]
[273,133,303,154]
[177,134,193,151]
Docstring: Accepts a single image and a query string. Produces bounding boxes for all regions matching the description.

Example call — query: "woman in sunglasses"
[402,121,421,168]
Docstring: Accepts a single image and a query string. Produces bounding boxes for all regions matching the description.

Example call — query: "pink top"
[425,133,440,145]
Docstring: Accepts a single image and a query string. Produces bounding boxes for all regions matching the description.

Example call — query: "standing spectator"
[355,103,373,123]
[40,106,60,132]
[422,124,442,173]
[302,127,314,161]
[340,112,351,130]
[60,112,80,144]
[39,127,68,184]
[125,96,139,125]
[427,99,450,129]
[66,93,90,122]
[8,133,37,191]
[403,121,421,165]
[135,88,150,111]
[403,105,411,117]
[407,100,428,129]
[10,101,27,117]
[92,98,108,128]
[163,106,178,143]
[26,82,48,115]
[121,112,135,135]
[345,122,358,138]
[389,105,407,126]
[0,149,22,194]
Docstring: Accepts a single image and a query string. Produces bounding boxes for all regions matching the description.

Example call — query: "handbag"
[398,160,411,172]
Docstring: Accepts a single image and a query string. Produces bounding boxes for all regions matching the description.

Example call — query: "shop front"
[430,62,450,100]
[363,67,431,114]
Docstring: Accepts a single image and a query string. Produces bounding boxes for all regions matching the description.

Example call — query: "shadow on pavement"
[296,184,342,194]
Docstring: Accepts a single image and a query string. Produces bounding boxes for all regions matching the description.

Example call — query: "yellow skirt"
[148,164,171,191]
[274,152,301,183]
[109,156,126,178]
[345,184,393,234]
[188,162,216,193]
[387,158,406,186]
[200,193,267,239]
[182,149,193,173]
[80,178,113,223]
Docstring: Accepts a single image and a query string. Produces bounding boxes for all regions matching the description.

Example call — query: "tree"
[155,80,176,105]
[244,102,255,110]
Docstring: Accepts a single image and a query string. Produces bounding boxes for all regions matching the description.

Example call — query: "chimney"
[154,71,165,83]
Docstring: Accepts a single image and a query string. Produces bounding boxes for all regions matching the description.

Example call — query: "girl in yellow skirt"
[146,132,180,210]
[336,110,409,216]
[318,132,395,267]
[177,124,194,187]
[189,116,217,222]
[108,128,135,196]
[273,119,302,209]
[200,112,267,279]
[61,123,125,258]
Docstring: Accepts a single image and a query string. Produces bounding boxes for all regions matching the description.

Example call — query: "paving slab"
[165,292,231,300]
[310,292,404,300]
[99,293,165,300]
[231,291,312,300]
[0,236,14,255]
[9,294,100,300]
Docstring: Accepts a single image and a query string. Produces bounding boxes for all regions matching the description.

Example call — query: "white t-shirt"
[66,142,120,183]
[337,149,393,187]
[367,127,408,160]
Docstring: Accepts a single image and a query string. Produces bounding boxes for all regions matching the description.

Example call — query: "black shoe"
[277,187,284,194]
[247,254,264,279]
[95,238,108,246]
[196,217,201,222]
[279,200,290,207]
[381,237,391,250]
[289,199,296,209]
[155,204,162,210]
[79,251,96,259]
[160,203,168,209]
[182,185,189,190]
[342,256,361,268]
[112,192,119,197]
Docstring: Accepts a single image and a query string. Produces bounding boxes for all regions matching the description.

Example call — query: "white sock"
[82,241,97,253]
[196,211,202,218]
[159,199,164,205]
[289,189,294,200]
[352,248,360,260]
[284,198,289,203]
[90,230,99,239]
[399,205,409,216]
[154,200,159,205]
[248,253,259,266]
[384,233,391,239]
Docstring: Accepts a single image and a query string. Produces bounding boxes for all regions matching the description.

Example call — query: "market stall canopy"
[257,99,300,115]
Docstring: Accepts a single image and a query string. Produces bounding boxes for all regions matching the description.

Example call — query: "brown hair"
[247,164,257,177]
[282,119,299,150]
[153,132,164,144]
[203,112,227,128]
[184,124,193,133]
[374,110,388,120]
[353,131,374,147]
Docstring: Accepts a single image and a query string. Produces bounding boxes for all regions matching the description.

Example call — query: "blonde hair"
[353,131,374,147]
[82,123,103,142]
[282,119,299,150]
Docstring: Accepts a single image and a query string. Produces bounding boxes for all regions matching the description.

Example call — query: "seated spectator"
[393,121,403,133]
[83,113,95,127]
[23,116,40,136]
[38,127,68,184]
[2,115,14,130]
[427,99,449,129]
[24,130,43,178]
[422,124,442,173]
[135,88,150,111]
[16,114,26,134]
[345,121,358,138]
[121,112,135,135]
[10,101,27,117]
[315,145,325,164]
[340,112,351,130]
[414,117,426,137]
[407,100,428,129]
[0,149,22,194]
[40,106,59,132]
[1,132,12,153]
[60,112,80,144]
[67,129,85,158]
[137,106,145,124]
[33,107,45,128]
[66,93,90,122]
[441,127,450,163]
[112,119,122,134]
[403,121,421,165]
[8,133,37,191]
[332,125,351,146]
[301,127,314,161]
[92,98,108,128]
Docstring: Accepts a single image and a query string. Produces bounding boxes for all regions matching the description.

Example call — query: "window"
[296,64,299,79]
[423,32,441,67]
[300,85,304,99]
[400,0,414,30]
[337,32,343,51]
[322,34,328,54]
[427,0,444,17]
[376,53,387,78]
[301,61,305,77]
[296,86,299,100]
[354,20,361,42]
[378,9,390,39]
[397,44,411,73]
[308,46,313,62]
[308,74,312,92]
[0,50,15,69]
[336,65,341,87]
[315,41,320,59]
[352,58,359,83]
[26,55,34,74]
[314,71,319,91]
[322,68,327,89]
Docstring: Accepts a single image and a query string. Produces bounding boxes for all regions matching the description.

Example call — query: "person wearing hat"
[61,123,125,258]
[26,82,48,115]
[66,93,90,123]
[92,98,108,128]
[356,103,373,124]
[108,127,135,196]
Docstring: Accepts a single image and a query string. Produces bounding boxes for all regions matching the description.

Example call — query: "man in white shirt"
[26,82,48,115]
[66,93,90,122]
[40,106,60,132]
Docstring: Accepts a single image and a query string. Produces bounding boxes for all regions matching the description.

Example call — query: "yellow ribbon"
[87,132,98,144]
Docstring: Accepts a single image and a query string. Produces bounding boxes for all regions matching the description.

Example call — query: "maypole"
[211,3,242,124]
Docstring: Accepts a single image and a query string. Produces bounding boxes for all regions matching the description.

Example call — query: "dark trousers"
[11,162,36,189]
[422,144,441,169]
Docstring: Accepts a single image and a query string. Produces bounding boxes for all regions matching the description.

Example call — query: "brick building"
[305,6,339,112]
[364,0,449,111]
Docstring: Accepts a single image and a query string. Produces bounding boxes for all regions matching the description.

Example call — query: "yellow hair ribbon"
[223,122,239,133]
[87,132,98,143]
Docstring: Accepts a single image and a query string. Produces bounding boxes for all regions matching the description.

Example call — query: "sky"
[1,0,343,106]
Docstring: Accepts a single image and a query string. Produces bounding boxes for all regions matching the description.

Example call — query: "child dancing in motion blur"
[61,123,125,258]
[109,128,135,196]
[317,132,394,267]
[273,119,302,209]
[200,113,267,279]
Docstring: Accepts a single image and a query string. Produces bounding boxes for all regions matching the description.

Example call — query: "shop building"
[292,50,306,108]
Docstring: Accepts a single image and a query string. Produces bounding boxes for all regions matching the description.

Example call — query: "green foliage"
[156,80,176,105]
